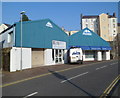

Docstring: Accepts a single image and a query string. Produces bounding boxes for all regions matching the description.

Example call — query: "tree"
[19,14,31,22]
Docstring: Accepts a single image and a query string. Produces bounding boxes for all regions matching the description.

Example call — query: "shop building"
[0,19,68,72]
[0,19,112,72]
[69,28,111,61]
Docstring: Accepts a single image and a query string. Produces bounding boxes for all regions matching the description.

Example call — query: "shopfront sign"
[46,22,53,28]
[52,40,66,49]
[101,47,112,50]
[72,51,80,55]
[83,30,92,36]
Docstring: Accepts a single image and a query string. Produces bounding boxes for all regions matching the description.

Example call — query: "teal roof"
[69,28,111,50]
[14,19,68,49]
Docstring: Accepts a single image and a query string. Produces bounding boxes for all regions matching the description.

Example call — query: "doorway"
[53,49,64,64]
[32,48,44,67]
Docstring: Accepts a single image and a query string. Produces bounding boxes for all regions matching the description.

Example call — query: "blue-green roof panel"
[15,19,68,49]
[69,28,111,50]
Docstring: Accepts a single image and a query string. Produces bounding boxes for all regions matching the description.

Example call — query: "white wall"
[97,51,102,61]
[10,47,31,72]
[64,50,68,63]
[105,50,110,60]
[44,49,54,65]
[0,24,9,33]
[82,52,86,61]
[0,27,14,48]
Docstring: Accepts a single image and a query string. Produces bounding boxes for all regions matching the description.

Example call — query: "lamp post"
[20,11,25,71]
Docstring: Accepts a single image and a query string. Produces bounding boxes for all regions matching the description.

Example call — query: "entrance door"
[32,48,44,67]
[54,49,64,64]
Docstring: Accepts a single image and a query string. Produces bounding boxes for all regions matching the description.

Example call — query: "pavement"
[2,61,103,85]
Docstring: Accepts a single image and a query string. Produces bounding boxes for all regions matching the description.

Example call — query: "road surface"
[2,60,119,97]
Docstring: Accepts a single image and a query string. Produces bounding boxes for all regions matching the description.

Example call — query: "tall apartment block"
[81,13,118,42]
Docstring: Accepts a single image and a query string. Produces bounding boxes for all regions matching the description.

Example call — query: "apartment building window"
[86,24,88,27]
[91,24,93,28]
[91,19,93,22]
[113,24,115,28]
[113,19,115,22]
[103,26,106,29]
[102,19,105,21]
[96,30,99,34]
[96,24,98,28]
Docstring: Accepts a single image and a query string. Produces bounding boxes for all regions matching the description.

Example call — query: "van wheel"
[78,60,82,64]
[81,61,83,64]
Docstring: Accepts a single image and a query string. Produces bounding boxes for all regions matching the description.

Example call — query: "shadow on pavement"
[48,69,95,97]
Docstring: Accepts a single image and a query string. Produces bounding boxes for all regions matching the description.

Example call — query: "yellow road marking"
[100,75,120,98]
[106,76,119,94]
[0,60,117,88]
[0,72,52,88]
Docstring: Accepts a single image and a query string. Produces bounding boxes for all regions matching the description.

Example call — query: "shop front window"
[55,58,58,63]
[59,50,62,57]
[85,51,95,58]
[55,49,58,57]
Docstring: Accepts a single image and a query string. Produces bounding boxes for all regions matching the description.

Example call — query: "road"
[2,60,119,97]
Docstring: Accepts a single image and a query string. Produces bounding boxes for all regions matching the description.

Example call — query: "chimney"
[113,12,116,17]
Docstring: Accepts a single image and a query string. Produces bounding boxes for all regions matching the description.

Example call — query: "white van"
[68,47,83,64]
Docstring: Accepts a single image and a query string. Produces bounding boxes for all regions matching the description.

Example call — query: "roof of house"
[82,14,116,19]
[4,23,11,27]
[82,15,99,19]
[0,23,11,27]
[15,19,68,49]
[69,28,111,50]
[0,24,14,35]
[108,15,116,18]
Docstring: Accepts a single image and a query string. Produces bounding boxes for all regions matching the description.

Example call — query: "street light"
[20,11,25,71]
